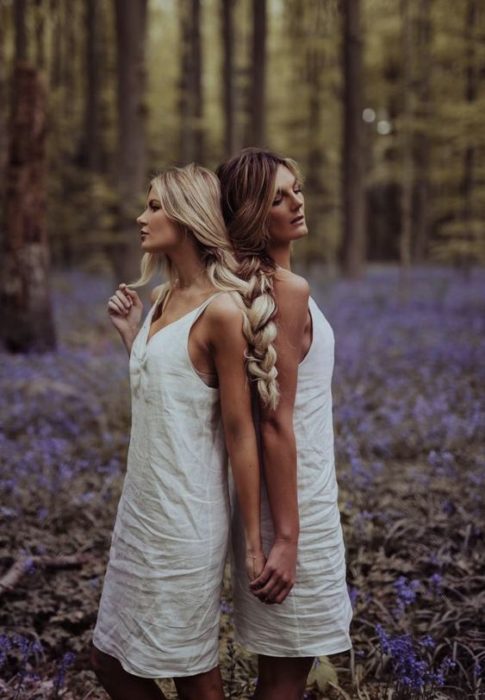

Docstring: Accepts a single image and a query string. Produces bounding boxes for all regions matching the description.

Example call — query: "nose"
[136,211,147,225]
[289,191,302,210]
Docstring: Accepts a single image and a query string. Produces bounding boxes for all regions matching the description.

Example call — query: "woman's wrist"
[274,529,299,546]
[245,536,264,556]
[120,325,139,344]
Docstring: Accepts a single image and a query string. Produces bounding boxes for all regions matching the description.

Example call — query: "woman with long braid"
[217,148,352,700]
[91,164,269,700]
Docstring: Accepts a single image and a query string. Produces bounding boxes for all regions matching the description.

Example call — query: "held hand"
[249,539,297,605]
[107,284,143,340]
[245,549,266,583]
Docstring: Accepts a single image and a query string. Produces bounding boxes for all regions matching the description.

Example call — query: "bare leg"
[253,655,314,700]
[174,665,225,700]
[91,645,167,700]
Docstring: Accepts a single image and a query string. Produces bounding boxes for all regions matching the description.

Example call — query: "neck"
[267,242,292,270]
[167,248,211,292]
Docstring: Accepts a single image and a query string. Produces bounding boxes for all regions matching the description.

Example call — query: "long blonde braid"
[217,148,303,410]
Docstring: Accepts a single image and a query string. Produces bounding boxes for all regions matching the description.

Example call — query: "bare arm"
[208,294,265,580]
[250,274,310,604]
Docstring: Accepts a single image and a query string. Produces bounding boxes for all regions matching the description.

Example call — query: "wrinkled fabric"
[93,295,229,678]
[231,297,353,657]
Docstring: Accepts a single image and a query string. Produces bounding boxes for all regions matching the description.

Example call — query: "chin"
[292,226,308,240]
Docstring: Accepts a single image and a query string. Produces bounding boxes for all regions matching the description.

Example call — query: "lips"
[291,215,305,225]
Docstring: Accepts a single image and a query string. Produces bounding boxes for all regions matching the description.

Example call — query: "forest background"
[0,1,484,699]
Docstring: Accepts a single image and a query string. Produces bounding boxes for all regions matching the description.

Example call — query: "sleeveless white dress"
[231,297,352,656]
[93,294,229,678]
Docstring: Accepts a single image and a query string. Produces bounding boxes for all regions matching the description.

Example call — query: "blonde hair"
[130,162,279,407]
[216,148,302,410]
[132,164,243,300]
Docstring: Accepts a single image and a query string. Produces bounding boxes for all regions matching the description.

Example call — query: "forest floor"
[1,265,484,700]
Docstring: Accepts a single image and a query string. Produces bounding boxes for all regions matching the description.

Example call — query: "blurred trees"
[221,0,236,157]
[1,0,56,352]
[113,0,148,281]
[246,0,267,147]
[0,0,483,318]
[179,0,204,162]
[340,0,366,278]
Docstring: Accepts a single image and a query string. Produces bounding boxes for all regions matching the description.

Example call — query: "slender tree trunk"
[303,1,327,269]
[412,0,431,262]
[191,0,203,162]
[82,0,102,171]
[399,0,413,270]
[14,0,28,61]
[179,0,204,162]
[247,0,267,146]
[62,0,77,123]
[221,0,236,157]
[113,0,148,282]
[339,0,366,278]
[1,46,56,351]
[179,1,193,162]
[34,0,46,70]
[0,2,9,203]
[50,0,62,89]
[461,0,478,273]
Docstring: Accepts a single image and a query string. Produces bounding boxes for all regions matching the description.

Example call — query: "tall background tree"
[245,0,267,146]
[340,0,366,278]
[112,0,148,281]
[0,0,56,352]
[221,0,237,157]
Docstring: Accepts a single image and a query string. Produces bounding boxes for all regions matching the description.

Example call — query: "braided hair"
[217,147,302,410]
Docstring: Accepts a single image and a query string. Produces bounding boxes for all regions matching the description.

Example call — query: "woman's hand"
[249,538,297,604]
[107,284,143,352]
[245,549,266,584]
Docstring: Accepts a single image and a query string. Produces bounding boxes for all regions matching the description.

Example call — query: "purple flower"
[54,651,76,694]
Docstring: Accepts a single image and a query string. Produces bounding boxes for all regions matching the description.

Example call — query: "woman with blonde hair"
[91,163,268,700]
[217,148,352,700]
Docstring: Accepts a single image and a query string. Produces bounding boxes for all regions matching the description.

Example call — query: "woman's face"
[267,165,307,246]
[136,187,183,253]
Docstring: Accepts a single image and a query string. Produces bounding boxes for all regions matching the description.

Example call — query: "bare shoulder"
[273,270,310,310]
[205,291,244,327]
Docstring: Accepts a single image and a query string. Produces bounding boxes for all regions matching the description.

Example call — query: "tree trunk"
[247,0,267,147]
[81,0,102,171]
[339,0,366,279]
[399,0,413,270]
[50,0,62,89]
[412,0,431,262]
[221,0,236,157]
[461,0,478,272]
[113,0,148,282]
[179,0,204,163]
[0,2,9,204]
[34,0,46,70]
[14,0,28,61]
[191,0,203,162]
[1,64,56,352]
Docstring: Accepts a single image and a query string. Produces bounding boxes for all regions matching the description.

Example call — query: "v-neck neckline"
[144,291,220,348]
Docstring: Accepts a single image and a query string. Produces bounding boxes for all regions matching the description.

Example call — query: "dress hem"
[93,639,220,679]
[234,633,352,659]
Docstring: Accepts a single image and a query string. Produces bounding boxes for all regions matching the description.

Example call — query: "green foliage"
[1,0,484,267]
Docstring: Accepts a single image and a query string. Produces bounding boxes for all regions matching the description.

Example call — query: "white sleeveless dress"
[231,297,352,656]
[93,294,229,678]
